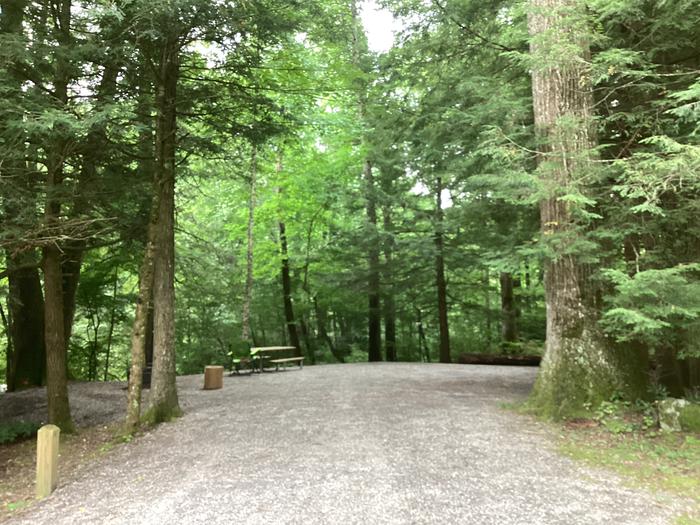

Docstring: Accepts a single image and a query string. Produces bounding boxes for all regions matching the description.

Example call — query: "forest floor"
[0,363,696,524]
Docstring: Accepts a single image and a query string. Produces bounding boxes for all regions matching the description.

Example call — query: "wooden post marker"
[36,424,60,499]
[203,365,224,390]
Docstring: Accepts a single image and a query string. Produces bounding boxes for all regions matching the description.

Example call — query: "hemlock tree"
[350,0,382,362]
[527,0,641,417]
[0,0,46,392]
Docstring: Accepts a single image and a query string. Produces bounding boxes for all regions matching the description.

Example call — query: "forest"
[1,0,699,433]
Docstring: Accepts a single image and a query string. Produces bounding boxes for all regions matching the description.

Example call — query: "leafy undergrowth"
[558,420,700,525]
[0,424,126,523]
[0,422,42,446]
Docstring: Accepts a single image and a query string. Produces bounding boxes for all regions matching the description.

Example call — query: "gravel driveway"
[5,363,685,524]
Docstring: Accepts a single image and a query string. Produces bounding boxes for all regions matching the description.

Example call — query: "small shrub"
[0,421,42,445]
[679,404,700,433]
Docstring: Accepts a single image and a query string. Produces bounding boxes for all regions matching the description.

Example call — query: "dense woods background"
[1,0,699,430]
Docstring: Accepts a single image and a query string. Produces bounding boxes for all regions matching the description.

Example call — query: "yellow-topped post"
[36,424,60,499]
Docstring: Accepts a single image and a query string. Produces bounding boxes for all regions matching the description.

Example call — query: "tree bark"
[279,220,301,356]
[241,145,257,345]
[147,35,181,423]
[125,190,160,434]
[528,0,642,416]
[434,177,450,363]
[42,0,74,433]
[6,262,45,390]
[0,0,46,392]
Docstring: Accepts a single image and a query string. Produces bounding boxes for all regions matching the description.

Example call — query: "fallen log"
[457,353,541,366]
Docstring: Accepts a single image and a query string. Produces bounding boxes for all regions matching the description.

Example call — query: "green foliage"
[600,265,700,356]
[0,421,41,445]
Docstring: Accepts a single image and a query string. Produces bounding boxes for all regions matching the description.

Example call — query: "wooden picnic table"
[250,346,302,372]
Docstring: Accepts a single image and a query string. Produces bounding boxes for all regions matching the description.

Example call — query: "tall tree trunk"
[279,220,301,355]
[44,241,73,431]
[241,145,257,345]
[147,36,181,423]
[135,72,156,391]
[434,177,450,363]
[6,262,45,390]
[144,299,154,388]
[528,0,642,417]
[382,200,397,362]
[1,0,46,392]
[125,190,160,434]
[500,272,519,344]
[42,0,73,433]
[277,154,302,356]
[366,160,382,362]
[350,1,382,362]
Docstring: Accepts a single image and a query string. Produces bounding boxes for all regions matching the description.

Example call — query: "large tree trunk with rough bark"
[42,0,74,433]
[6,262,45,391]
[434,177,450,363]
[147,36,181,423]
[125,190,160,434]
[528,0,642,417]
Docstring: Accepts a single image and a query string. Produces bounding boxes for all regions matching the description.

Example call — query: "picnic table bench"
[251,346,303,372]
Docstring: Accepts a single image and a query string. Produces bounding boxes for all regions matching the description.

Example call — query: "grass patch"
[559,428,700,523]
[507,397,700,523]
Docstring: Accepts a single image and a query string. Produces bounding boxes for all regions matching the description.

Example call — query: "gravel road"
[4,363,687,524]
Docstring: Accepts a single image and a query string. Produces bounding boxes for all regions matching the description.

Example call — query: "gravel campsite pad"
[0,363,690,524]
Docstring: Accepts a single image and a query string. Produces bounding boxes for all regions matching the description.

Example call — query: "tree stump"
[203,366,224,390]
